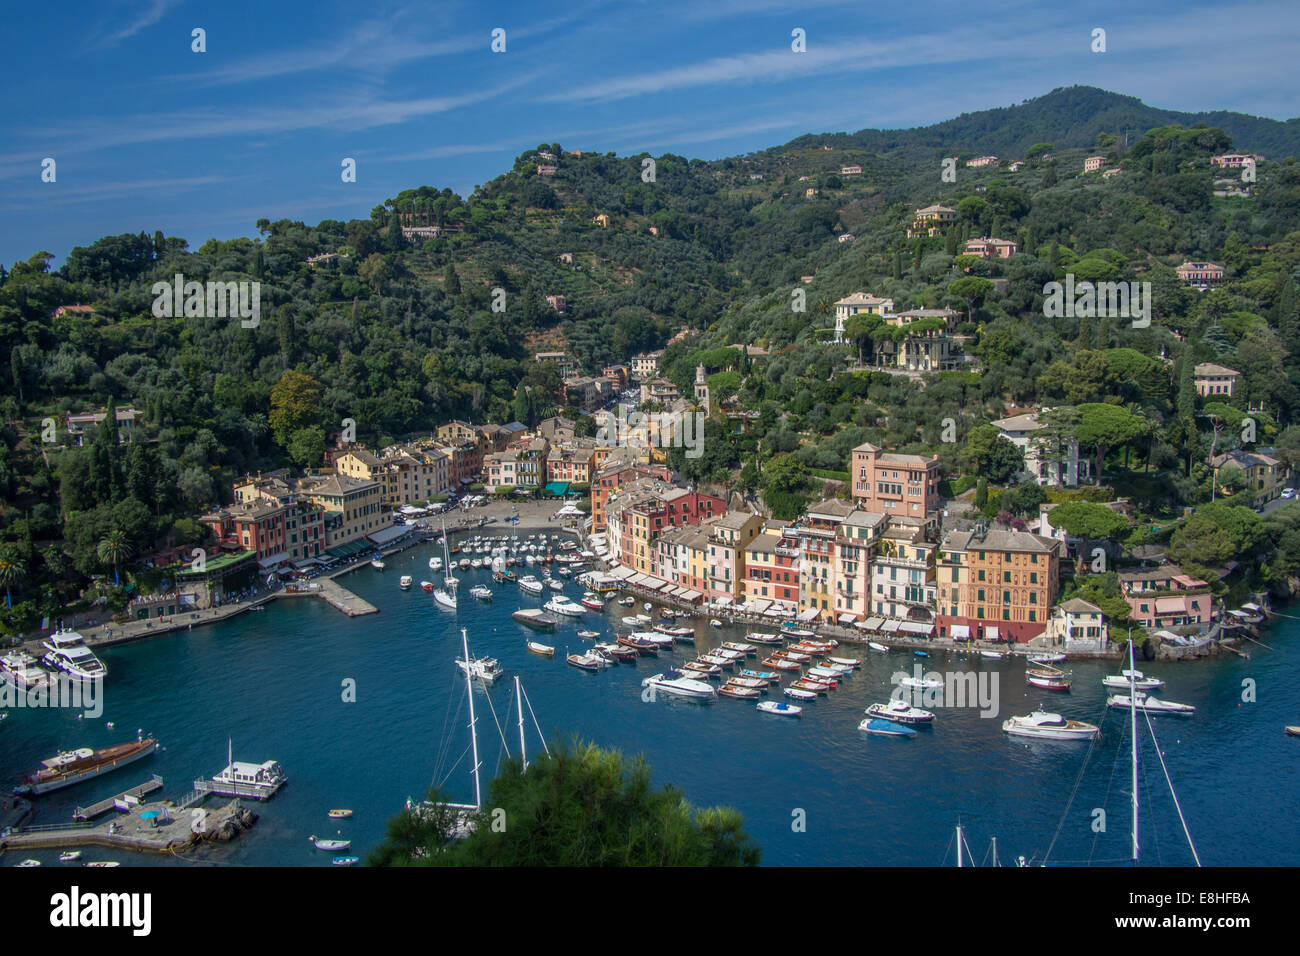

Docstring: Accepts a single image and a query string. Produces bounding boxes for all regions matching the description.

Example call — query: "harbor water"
[3,536,1297,866]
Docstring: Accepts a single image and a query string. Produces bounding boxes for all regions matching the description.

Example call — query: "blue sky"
[2,0,1298,268]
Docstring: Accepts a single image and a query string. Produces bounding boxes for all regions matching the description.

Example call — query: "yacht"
[456,654,504,683]
[518,575,544,596]
[544,597,584,618]
[866,700,935,724]
[1107,693,1195,715]
[1002,711,1099,740]
[641,670,716,699]
[40,630,106,681]
[433,520,458,610]
[1101,669,1165,690]
[1,650,51,691]
[198,751,287,799]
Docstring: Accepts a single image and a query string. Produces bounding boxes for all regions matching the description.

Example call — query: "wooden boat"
[1287,726,1300,738]
[780,628,817,641]
[791,640,837,652]
[513,609,557,631]
[762,657,802,672]
[797,674,837,689]
[700,653,736,667]
[739,669,779,682]
[604,643,639,662]
[719,684,761,700]
[825,656,860,668]
[617,635,658,655]
[728,676,769,689]
[84,861,120,867]
[1026,670,1072,691]
[773,649,811,663]
[421,581,434,592]
[808,665,847,679]
[745,631,783,644]
[784,687,817,701]
[790,679,828,694]
[576,630,600,640]
[721,641,757,655]
[526,640,556,657]
[682,661,721,676]
[328,809,353,819]
[1028,654,1067,666]
[757,700,801,718]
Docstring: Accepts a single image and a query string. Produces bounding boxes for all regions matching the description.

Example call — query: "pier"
[1,796,254,855]
[279,577,376,616]
[73,775,164,821]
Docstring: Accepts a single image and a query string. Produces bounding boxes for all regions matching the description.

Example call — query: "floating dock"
[73,775,164,821]
[1,797,254,855]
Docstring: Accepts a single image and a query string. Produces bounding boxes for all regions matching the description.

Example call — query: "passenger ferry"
[40,630,107,681]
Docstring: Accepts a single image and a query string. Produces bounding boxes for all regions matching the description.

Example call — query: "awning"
[751,599,772,614]
[609,566,635,580]
[900,621,934,636]
[798,607,820,622]
[838,613,856,625]
[257,552,290,569]
[764,608,787,618]
[880,619,901,633]
[544,482,571,496]
[714,595,732,606]
[1155,598,1185,614]
[863,617,884,631]
[951,624,971,639]
[985,627,999,641]
[367,524,409,547]
[680,589,703,602]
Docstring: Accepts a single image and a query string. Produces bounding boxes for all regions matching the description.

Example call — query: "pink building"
[1084,156,1106,173]
[850,443,941,523]
[1194,363,1240,398]
[964,237,1018,259]
[1175,261,1225,289]
[1119,566,1211,629]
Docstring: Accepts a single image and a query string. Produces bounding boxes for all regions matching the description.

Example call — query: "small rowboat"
[332,856,360,866]
[757,700,801,718]
[311,836,352,852]
[328,809,353,819]
[728,676,769,689]
[682,661,721,676]
[790,679,829,694]
[421,581,434,592]
[791,640,837,653]
[745,631,783,644]
[1026,669,1072,691]
[773,649,811,663]
[868,642,889,653]
[1287,726,1300,738]
[784,687,817,701]
[526,640,556,657]
[722,641,757,655]
[980,650,1005,660]
[719,684,761,699]
[826,656,860,668]
[710,619,723,628]
[762,657,803,672]
[913,650,929,658]
[576,630,600,640]
[739,669,779,682]
[59,851,82,862]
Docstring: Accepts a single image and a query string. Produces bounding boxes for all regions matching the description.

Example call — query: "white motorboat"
[866,699,935,724]
[429,556,443,572]
[784,687,817,701]
[643,603,653,612]
[1002,711,1099,740]
[1107,693,1195,714]
[1,651,51,691]
[544,598,584,617]
[710,619,723,628]
[469,585,492,601]
[619,597,636,606]
[868,641,889,653]
[40,630,106,681]
[200,746,286,799]
[370,558,385,571]
[399,575,412,590]
[518,575,545,596]
[980,650,1005,660]
[456,654,504,683]
[1029,653,1067,664]
[546,578,564,592]
[310,836,352,852]
[826,656,860,669]
[898,675,943,691]
[58,851,82,862]
[580,593,605,611]
[641,670,717,699]
[859,718,917,737]
[1102,670,1165,690]
[757,700,801,717]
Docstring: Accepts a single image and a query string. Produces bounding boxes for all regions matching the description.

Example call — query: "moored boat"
[15,736,157,795]
[526,640,556,657]
[867,699,934,724]
[868,641,889,653]
[1101,669,1165,690]
[719,684,761,699]
[311,835,352,851]
[745,631,783,645]
[1107,693,1195,715]
[328,809,353,819]
[1002,710,1099,740]
[642,670,716,699]
[399,575,412,590]
[512,608,557,631]
[784,687,817,701]
[859,717,917,737]
[757,700,801,718]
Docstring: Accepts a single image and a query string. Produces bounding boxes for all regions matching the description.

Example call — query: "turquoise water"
[4,537,1297,866]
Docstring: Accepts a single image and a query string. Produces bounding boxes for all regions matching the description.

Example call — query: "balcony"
[775,545,802,558]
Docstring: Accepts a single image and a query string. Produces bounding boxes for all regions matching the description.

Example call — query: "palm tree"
[97,532,133,588]
[0,548,26,609]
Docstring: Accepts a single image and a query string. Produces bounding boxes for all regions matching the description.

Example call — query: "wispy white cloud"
[98,0,181,48]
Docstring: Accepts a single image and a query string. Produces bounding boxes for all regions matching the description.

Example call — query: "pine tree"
[1042,163,1057,188]
[445,263,461,296]
[893,248,903,279]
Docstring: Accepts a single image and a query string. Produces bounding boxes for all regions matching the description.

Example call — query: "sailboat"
[433,520,458,611]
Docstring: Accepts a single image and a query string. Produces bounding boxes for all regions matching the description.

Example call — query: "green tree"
[1076,403,1149,483]
[96,531,132,588]
[0,547,26,609]
[268,370,324,448]
[368,740,760,866]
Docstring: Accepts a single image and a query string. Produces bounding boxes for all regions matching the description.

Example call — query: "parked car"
[1283,487,1296,499]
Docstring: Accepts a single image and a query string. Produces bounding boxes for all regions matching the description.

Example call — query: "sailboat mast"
[956,824,963,868]
[462,628,481,808]
[991,837,998,867]
[516,676,527,771]
[1129,630,1139,865]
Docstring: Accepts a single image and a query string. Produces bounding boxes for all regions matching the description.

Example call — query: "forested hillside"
[2,84,1300,631]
